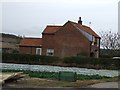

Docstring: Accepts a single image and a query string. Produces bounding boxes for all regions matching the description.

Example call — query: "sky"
[0,0,120,37]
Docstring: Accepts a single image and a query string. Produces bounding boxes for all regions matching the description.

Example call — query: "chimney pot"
[78,17,82,25]
[79,17,81,20]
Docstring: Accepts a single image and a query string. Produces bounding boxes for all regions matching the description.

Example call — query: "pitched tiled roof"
[70,21,100,38]
[82,25,100,38]
[42,21,100,38]
[42,25,62,34]
[19,38,42,47]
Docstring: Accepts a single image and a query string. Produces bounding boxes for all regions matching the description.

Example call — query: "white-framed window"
[36,48,42,55]
[92,36,95,45]
[92,36,95,42]
[46,49,54,56]
[97,39,99,47]
[0,48,2,53]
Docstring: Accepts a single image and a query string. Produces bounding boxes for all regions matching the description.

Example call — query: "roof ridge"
[69,20,88,27]
[23,37,42,39]
[43,25,62,34]
[47,25,62,27]
[68,20,77,24]
[82,25,90,28]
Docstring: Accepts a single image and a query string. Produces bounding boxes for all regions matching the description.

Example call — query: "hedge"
[63,56,120,69]
[2,53,60,65]
[2,53,120,70]
[100,49,120,58]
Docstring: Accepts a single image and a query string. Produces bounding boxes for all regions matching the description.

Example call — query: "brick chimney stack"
[78,17,82,25]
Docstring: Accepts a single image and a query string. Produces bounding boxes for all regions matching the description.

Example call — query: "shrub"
[2,53,59,65]
[63,56,120,69]
[2,53,120,70]
[64,56,89,64]
[77,74,106,80]
[39,55,59,64]
[100,49,120,58]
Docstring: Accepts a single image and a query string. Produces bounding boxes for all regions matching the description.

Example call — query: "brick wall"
[42,22,91,58]
[19,46,36,54]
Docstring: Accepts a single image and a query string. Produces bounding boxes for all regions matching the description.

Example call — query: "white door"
[36,48,42,55]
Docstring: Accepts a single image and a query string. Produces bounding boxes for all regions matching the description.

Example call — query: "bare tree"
[100,31,120,50]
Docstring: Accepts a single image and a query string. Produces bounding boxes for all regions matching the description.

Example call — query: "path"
[88,82,119,88]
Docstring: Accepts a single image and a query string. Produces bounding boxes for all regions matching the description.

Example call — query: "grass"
[3,75,119,87]
[1,69,119,87]
[2,69,111,80]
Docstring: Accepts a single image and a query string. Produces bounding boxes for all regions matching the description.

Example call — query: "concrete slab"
[0,72,23,84]
[89,82,119,88]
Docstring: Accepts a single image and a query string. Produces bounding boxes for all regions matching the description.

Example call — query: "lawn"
[2,69,119,88]
[2,72,119,88]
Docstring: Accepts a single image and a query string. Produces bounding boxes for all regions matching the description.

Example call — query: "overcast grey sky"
[0,0,119,37]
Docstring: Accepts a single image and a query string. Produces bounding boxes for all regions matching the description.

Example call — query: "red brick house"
[19,17,100,58]
[19,38,42,55]
[42,17,100,58]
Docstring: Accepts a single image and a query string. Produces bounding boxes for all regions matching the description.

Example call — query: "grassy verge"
[2,69,111,80]
[1,69,119,87]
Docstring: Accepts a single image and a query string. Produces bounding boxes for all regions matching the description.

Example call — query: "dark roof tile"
[71,22,100,38]
[42,21,100,38]
[42,25,62,34]
[19,38,42,47]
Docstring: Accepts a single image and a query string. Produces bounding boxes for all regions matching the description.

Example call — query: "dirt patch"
[88,82,119,88]
[2,74,119,88]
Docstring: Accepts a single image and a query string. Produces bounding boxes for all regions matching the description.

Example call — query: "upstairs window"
[94,38,97,45]
[46,49,54,56]
[0,48,2,53]
[92,36,95,42]
[92,36,95,45]
[92,37,100,47]
[97,39,99,47]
